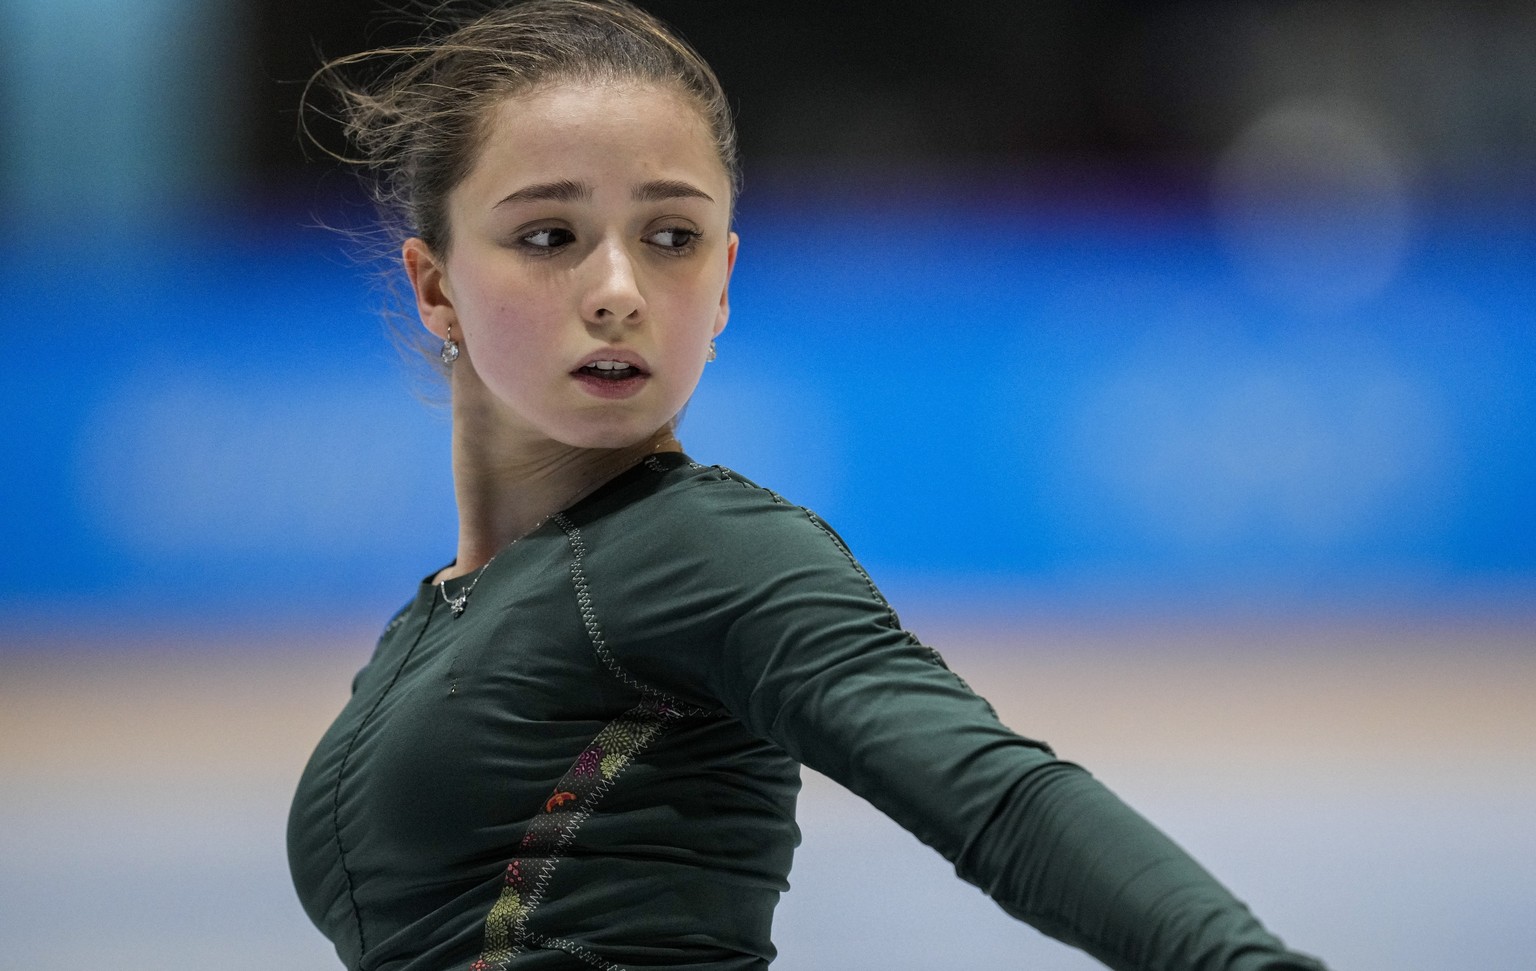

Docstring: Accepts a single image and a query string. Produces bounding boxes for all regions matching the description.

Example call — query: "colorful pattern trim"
[469,697,683,971]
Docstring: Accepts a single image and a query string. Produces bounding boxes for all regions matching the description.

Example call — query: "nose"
[581,239,646,326]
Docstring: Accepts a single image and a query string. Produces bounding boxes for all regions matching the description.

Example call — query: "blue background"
[3,0,1532,631]
[5,187,1533,626]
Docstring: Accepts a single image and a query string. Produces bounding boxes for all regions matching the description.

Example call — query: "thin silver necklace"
[438,513,554,618]
[441,571,484,617]
[437,471,615,618]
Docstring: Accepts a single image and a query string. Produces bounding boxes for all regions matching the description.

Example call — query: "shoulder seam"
[554,512,708,716]
[796,510,1000,714]
[798,509,900,626]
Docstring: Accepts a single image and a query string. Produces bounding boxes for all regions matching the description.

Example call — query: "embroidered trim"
[470,698,679,971]
[473,506,691,971]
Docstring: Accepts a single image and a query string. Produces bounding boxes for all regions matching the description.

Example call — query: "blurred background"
[1,1,1532,969]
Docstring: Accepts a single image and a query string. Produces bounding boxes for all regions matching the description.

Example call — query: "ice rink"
[4,613,1531,970]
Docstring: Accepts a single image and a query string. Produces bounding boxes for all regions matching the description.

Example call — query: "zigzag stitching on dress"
[646,453,704,474]
[799,509,900,621]
[803,513,1005,719]
[470,699,677,971]
[709,466,948,663]
[554,513,707,716]
[710,464,789,503]
[525,933,626,970]
[794,498,1000,714]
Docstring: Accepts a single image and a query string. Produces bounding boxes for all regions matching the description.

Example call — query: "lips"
[571,348,650,378]
[571,348,650,399]
[576,360,645,380]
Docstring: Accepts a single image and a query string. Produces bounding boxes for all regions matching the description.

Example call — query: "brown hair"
[305,0,738,258]
[302,1,738,384]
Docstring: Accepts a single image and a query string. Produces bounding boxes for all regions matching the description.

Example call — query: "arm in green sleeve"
[718,507,1326,970]
[600,477,1330,970]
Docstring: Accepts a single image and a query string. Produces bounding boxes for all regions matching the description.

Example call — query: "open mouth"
[576,361,646,381]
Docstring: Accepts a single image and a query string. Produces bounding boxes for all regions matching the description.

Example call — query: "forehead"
[461,80,728,199]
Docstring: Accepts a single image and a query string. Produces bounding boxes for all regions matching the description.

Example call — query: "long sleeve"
[593,465,1329,971]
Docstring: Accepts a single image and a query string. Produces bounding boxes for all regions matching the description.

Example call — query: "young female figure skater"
[287,3,1330,969]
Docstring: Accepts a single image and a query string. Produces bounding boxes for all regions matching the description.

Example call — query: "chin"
[556,419,671,452]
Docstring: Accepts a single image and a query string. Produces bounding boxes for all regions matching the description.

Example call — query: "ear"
[713,231,739,337]
[402,237,455,340]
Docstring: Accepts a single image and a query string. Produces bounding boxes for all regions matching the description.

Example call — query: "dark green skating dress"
[288,452,1326,971]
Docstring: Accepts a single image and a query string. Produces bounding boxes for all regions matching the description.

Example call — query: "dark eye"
[647,227,701,251]
[521,227,575,249]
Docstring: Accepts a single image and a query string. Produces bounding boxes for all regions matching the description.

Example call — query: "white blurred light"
[1212,102,1415,314]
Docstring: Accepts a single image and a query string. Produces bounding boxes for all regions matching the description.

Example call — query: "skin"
[403,80,738,581]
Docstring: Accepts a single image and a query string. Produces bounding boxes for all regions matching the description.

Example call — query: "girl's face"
[405,81,737,450]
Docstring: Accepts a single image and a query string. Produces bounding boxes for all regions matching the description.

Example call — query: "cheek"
[455,280,555,356]
[657,267,726,323]
[450,257,533,325]
[457,308,553,399]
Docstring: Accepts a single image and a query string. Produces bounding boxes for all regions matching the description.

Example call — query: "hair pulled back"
[307,0,738,257]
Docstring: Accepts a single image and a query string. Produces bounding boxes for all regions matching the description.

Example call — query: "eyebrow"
[495,179,589,208]
[494,178,715,209]
[631,179,715,204]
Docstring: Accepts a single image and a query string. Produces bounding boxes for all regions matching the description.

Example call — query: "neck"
[440,404,680,583]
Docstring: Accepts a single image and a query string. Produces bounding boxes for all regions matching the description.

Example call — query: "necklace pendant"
[448,593,469,617]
